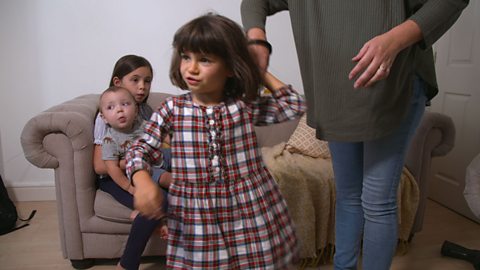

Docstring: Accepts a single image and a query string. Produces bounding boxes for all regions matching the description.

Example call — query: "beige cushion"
[285,115,331,159]
[94,190,132,223]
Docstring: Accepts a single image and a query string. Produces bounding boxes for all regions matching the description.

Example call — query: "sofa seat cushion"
[94,190,132,223]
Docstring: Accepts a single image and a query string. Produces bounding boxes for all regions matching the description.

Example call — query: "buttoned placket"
[205,106,224,184]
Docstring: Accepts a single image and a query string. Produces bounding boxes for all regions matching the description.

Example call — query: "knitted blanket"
[261,142,419,263]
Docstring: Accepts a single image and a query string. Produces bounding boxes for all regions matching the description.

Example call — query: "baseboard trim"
[7,186,56,202]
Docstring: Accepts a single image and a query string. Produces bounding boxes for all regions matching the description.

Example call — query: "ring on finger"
[378,64,390,73]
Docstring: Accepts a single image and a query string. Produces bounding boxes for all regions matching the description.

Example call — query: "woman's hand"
[349,32,400,89]
[349,20,423,89]
[132,170,166,220]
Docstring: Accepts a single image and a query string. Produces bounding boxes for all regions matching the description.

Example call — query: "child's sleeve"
[126,99,173,181]
[250,85,306,126]
[93,113,107,145]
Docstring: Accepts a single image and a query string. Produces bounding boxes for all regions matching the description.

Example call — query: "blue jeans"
[329,76,427,270]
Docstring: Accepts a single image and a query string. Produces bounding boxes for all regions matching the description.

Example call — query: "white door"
[429,0,480,223]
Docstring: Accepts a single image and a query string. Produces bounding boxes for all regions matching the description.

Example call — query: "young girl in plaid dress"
[126,13,305,269]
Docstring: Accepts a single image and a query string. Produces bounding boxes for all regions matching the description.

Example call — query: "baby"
[99,86,168,238]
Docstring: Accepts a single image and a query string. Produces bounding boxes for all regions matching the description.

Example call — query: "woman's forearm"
[388,19,423,53]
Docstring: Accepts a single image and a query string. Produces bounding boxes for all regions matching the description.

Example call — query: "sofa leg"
[70,259,95,269]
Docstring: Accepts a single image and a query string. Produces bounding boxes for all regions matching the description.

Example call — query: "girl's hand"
[247,28,270,73]
[248,43,270,73]
[159,172,174,189]
[132,170,166,220]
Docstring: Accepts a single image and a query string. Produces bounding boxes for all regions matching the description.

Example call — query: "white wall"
[0,0,302,197]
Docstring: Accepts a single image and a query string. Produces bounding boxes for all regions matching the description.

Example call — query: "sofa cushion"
[94,190,132,223]
[285,114,330,159]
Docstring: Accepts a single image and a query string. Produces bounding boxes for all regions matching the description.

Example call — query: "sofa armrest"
[405,111,455,234]
[20,94,100,259]
[405,111,455,181]
[21,94,100,168]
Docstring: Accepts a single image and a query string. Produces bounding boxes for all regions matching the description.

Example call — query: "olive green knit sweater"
[241,0,468,141]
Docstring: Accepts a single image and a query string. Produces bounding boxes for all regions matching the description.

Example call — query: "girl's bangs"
[175,26,226,57]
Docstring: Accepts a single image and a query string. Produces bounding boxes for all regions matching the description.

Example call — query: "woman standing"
[241,1,469,269]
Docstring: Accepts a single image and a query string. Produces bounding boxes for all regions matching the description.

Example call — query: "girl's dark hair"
[109,55,153,103]
[109,55,153,87]
[169,13,262,101]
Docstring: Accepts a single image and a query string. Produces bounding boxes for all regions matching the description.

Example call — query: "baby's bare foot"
[159,224,168,240]
[116,261,125,270]
[154,219,168,240]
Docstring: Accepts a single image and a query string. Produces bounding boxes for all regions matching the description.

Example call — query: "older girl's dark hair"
[169,13,262,101]
[109,55,153,87]
[109,55,153,103]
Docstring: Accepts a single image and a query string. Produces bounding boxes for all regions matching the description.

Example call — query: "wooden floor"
[1,200,480,270]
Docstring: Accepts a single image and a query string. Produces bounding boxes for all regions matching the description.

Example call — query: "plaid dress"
[127,86,305,269]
